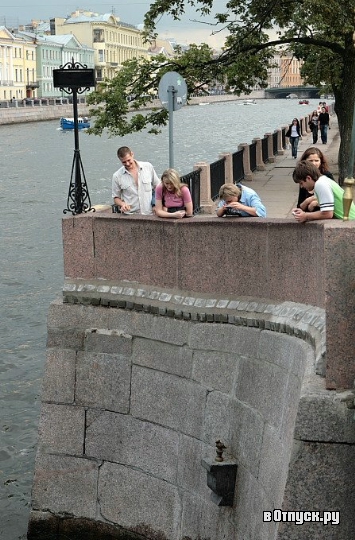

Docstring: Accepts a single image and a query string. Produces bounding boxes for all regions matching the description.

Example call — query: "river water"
[0,98,322,539]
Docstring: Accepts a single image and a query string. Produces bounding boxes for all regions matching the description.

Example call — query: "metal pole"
[168,85,176,168]
[72,88,83,214]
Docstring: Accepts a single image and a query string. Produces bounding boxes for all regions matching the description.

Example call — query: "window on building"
[93,29,104,42]
[98,50,104,62]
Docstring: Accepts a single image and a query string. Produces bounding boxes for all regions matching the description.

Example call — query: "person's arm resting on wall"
[112,173,131,212]
[244,193,266,217]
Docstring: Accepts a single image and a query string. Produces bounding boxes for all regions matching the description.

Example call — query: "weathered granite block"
[257,424,291,508]
[41,348,76,403]
[98,462,181,540]
[279,441,355,539]
[279,373,303,443]
[62,216,95,279]
[204,391,264,476]
[132,337,193,378]
[85,411,179,484]
[177,434,211,496]
[257,330,310,376]
[324,225,355,389]
[267,223,324,307]
[130,366,207,438]
[37,403,85,455]
[294,375,355,443]
[235,356,289,427]
[190,323,261,356]
[233,464,278,540]
[75,351,131,413]
[46,328,85,350]
[192,349,240,393]
[108,309,190,346]
[84,328,133,355]
[48,298,110,331]
[180,491,236,540]
[31,455,98,518]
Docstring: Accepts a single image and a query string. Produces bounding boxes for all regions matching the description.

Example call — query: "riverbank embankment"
[0,91,265,126]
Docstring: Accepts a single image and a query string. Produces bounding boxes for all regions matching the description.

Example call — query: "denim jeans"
[312,127,318,144]
[290,136,299,158]
[320,124,328,143]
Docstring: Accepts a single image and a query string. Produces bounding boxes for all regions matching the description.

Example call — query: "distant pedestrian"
[286,118,302,159]
[308,110,319,144]
[318,106,330,144]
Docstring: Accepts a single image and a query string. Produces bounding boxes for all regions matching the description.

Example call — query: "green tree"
[88,0,355,183]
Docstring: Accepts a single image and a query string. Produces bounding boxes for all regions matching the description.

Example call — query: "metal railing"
[181,168,201,214]
[210,157,226,200]
[232,149,244,183]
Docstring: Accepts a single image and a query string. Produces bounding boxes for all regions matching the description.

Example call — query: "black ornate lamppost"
[53,58,96,215]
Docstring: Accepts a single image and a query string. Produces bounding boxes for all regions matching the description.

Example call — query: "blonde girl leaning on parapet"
[154,169,193,219]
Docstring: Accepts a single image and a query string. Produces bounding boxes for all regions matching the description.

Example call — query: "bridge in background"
[265,86,321,99]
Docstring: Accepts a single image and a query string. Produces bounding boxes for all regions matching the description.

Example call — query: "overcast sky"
[0,1,228,47]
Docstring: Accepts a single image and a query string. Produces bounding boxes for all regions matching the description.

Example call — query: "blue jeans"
[320,124,328,143]
[290,136,299,158]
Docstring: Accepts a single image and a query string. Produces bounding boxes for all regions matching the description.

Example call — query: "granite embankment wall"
[0,103,90,125]
[27,214,355,540]
[0,93,261,125]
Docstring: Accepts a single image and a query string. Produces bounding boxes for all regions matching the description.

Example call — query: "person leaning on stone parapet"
[297,147,334,212]
[154,168,193,219]
[292,161,355,222]
[112,146,160,214]
[216,183,266,217]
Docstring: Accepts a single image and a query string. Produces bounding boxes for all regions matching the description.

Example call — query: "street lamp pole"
[53,58,96,215]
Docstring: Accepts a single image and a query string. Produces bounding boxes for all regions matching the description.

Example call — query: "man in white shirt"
[112,146,160,214]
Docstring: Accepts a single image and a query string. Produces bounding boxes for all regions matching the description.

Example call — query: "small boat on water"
[299,99,309,105]
[60,117,90,130]
[242,99,257,105]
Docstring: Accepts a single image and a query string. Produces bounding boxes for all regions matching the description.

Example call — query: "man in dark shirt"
[318,107,330,144]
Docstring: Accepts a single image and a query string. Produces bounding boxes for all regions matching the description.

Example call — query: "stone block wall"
[29,300,313,540]
[28,214,355,539]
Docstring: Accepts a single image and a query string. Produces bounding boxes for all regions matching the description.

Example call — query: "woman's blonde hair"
[218,183,241,201]
[161,168,186,196]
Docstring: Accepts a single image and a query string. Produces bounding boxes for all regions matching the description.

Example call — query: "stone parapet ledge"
[62,278,326,376]
[62,214,355,389]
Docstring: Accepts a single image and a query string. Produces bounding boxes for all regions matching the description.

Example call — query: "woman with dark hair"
[286,118,302,159]
[308,110,319,144]
[296,147,334,211]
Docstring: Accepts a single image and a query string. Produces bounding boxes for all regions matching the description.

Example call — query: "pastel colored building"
[16,30,94,98]
[0,26,37,100]
[52,10,149,83]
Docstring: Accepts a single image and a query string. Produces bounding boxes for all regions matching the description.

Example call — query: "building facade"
[52,10,149,83]
[0,26,37,101]
[17,30,94,98]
